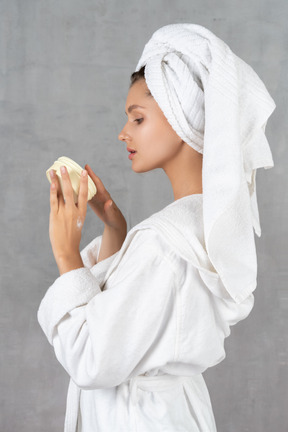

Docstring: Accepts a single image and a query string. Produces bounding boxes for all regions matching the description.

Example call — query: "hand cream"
[46,156,97,203]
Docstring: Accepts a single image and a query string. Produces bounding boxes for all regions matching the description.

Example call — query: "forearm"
[98,223,127,263]
[56,252,84,276]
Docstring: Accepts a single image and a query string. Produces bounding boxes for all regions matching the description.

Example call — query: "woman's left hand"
[49,166,88,268]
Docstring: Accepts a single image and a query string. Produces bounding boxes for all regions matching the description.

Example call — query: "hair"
[129,65,152,97]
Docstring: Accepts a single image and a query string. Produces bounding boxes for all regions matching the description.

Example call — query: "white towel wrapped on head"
[135,23,276,303]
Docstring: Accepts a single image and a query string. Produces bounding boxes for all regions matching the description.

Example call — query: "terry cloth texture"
[135,23,276,303]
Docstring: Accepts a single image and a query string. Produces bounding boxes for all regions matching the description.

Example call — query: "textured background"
[0,0,287,431]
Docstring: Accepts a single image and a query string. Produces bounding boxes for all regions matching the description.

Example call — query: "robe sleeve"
[37,230,179,390]
[80,234,106,269]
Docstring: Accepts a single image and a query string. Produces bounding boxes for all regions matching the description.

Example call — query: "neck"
[163,143,203,201]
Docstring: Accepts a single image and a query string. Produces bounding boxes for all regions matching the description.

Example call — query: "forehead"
[125,80,155,115]
[126,80,149,103]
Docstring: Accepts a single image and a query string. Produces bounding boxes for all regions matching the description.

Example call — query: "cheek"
[153,122,180,157]
[140,121,159,141]
[142,118,177,148]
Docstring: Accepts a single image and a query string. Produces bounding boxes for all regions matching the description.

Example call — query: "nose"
[118,123,130,142]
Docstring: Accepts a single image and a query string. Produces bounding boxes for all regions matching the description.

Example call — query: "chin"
[132,167,147,173]
[132,164,157,174]
[130,156,161,173]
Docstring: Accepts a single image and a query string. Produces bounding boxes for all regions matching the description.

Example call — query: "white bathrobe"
[38,194,254,432]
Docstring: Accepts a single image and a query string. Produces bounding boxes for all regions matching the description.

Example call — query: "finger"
[49,170,65,206]
[60,166,74,207]
[50,181,59,213]
[85,164,106,195]
[78,169,88,215]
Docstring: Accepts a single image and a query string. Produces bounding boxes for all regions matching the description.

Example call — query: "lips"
[127,147,137,153]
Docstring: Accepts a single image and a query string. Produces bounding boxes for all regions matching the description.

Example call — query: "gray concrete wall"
[0,0,286,431]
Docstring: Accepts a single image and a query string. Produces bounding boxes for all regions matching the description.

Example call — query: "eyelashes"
[134,118,143,124]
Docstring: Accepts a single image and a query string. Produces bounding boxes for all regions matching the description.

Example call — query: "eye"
[134,118,143,124]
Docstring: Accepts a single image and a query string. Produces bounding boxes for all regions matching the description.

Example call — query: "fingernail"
[60,166,66,174]
[49,170,55,179]
[81,170,87,177]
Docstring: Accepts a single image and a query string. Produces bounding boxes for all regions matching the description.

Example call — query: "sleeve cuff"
[80,235,102,268]
[89,250,119,288]
[80,235,120,284]
[37,267,101,344]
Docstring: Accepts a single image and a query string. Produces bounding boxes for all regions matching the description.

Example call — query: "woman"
[38,24,276,431]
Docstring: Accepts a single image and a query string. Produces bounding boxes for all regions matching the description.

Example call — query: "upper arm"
[52,230,180,389]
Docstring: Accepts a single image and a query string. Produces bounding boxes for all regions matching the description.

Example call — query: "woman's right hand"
[84,164,127,234]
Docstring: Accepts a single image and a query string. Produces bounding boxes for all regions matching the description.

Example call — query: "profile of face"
[118,79,184,173]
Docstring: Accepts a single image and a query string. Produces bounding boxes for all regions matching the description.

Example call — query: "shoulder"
[124,227,183,277]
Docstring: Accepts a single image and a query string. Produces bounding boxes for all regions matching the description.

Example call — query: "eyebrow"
[125,104,146,115]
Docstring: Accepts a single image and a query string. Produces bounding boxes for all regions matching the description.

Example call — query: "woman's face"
[118,79,183,173]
